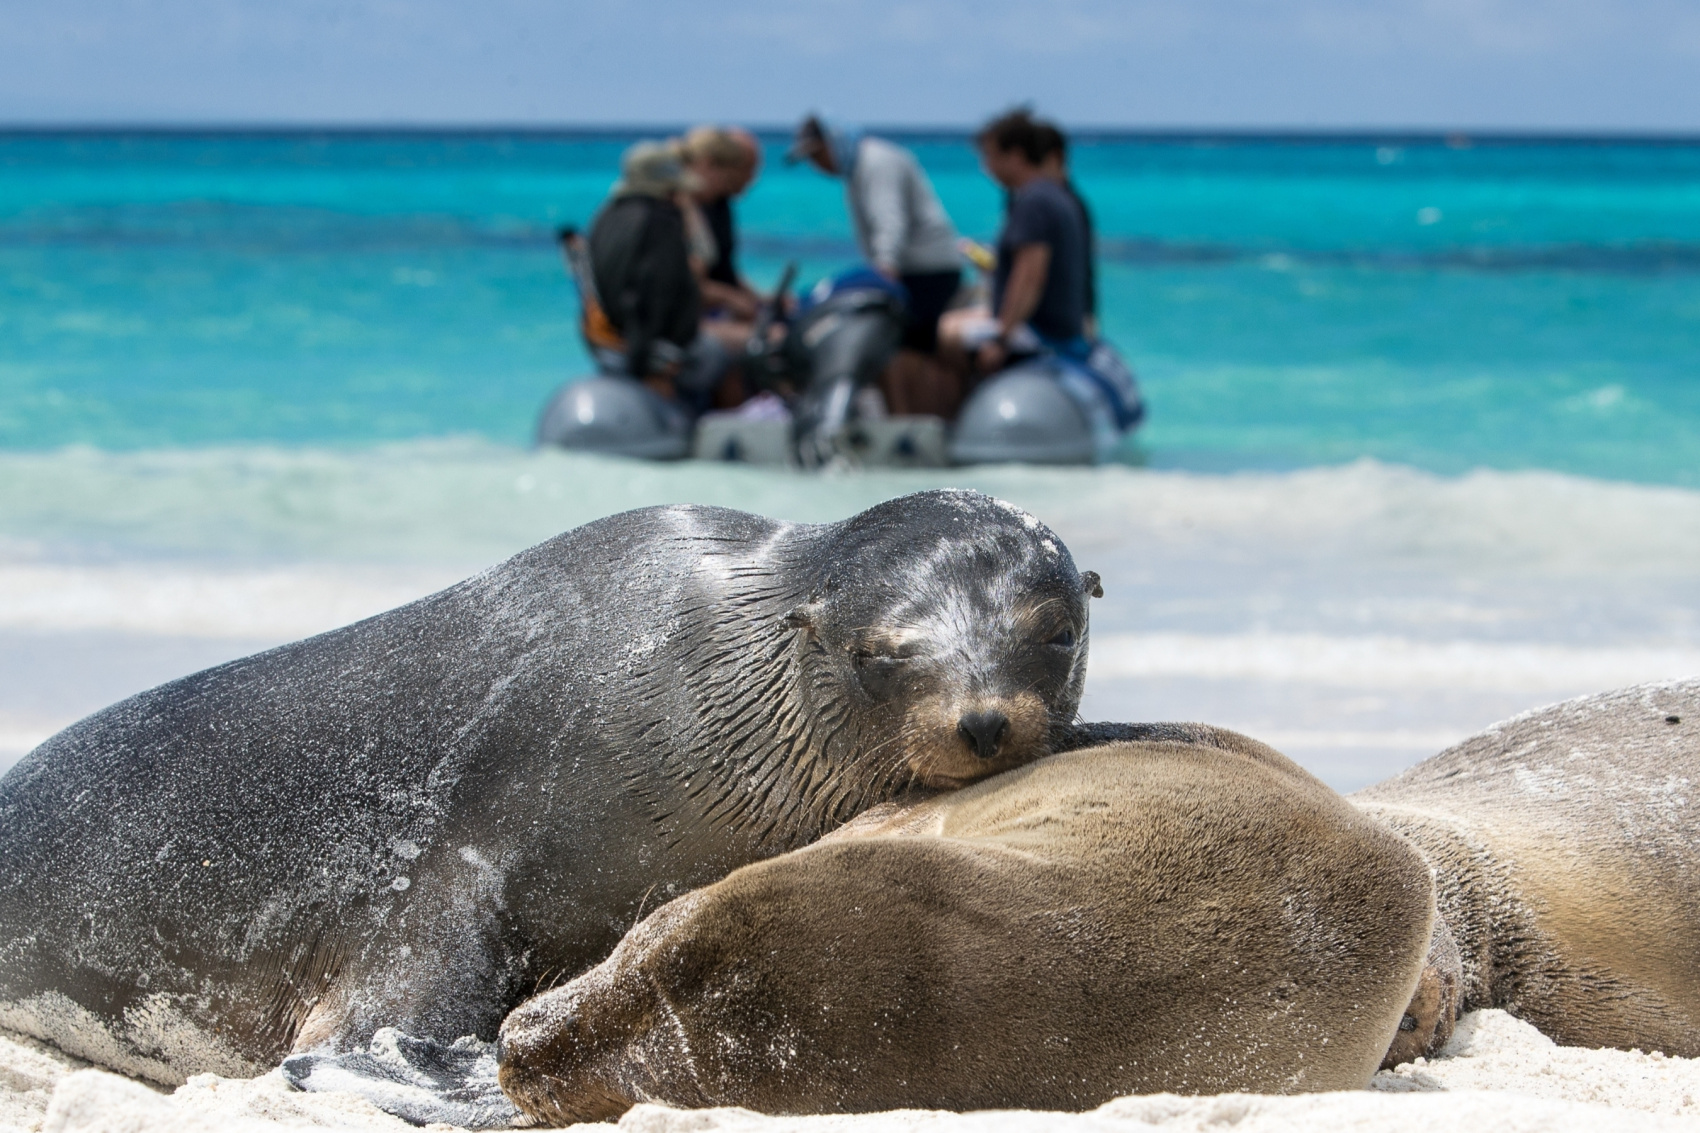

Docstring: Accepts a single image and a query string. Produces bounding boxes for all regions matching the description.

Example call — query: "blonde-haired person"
[679,126,764,405]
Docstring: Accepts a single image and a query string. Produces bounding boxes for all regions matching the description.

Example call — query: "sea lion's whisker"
[631,883,660,928]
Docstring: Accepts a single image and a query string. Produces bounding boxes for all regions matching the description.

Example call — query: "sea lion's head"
[784,490,1099,795]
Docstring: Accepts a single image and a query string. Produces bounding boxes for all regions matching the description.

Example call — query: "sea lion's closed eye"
[852,651,910,701]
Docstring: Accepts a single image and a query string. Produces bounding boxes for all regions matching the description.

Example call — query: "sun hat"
[784,115,828,164]
[785,115,862,177]
[612,140,700,198]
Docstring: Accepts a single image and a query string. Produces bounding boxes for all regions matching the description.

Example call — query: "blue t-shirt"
[992,177,1088,342]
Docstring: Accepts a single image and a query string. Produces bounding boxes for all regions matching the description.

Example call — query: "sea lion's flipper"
[1054,721,1224,750]
[1381,916,1464,1069]
[281,1028,520,1129]
[1055,721,1297,765]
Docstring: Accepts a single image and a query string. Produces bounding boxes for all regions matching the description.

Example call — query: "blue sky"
[2,0,1697,130]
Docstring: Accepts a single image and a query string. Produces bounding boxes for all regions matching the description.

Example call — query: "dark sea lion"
[0,490,1100,1106]
[1354,678,1700,1060]
[497,731,1437,1122]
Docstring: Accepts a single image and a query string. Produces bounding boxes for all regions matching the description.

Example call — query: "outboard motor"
[535,375,692,459]
[949,341,1145,465]
[785,269,907,468]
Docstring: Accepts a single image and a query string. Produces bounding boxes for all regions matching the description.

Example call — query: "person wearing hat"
[581,140,728,405]
[789,116,964,416]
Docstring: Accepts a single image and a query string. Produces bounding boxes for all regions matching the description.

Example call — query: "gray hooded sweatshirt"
[843,136,961,275]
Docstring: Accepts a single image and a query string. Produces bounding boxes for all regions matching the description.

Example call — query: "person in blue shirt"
[1036,120,1099,339]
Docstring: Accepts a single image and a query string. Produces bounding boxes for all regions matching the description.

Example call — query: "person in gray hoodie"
[790,116,965,415]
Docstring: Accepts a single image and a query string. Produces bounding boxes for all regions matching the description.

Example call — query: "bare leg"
[713,369,748,409]
[880,351,920,416]
[934,307,989,409]
[701,319,753,408]
[880,349,962,419]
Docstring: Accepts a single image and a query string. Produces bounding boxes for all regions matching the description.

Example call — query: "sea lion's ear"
[786,578,832,631]
[1081,571,1104,599]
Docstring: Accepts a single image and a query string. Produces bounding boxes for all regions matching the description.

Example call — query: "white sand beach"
[5,1010,1699,1133]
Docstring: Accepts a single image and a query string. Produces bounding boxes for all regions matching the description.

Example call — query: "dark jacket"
[700,196,740,288]
[588,194,700,376]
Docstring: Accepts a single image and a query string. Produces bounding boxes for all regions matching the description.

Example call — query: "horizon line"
[4,122,1700,146]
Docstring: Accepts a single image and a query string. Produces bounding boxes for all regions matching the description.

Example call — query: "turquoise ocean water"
[3,131,1700,788]
[2,130,1698,480]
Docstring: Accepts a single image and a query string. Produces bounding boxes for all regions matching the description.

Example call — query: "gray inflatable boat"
[536,250,1143,467]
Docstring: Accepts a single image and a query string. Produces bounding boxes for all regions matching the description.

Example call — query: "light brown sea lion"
[497,732,1437,1123]
[1355,678,1700,1060]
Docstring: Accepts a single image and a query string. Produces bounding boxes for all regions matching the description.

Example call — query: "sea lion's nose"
[958,710,1010,760]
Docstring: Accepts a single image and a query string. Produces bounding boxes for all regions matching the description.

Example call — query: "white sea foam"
[2,442,1697,649]
[2,442,1699,576]
[1091,633,1700,692]
[0,563,459,640]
